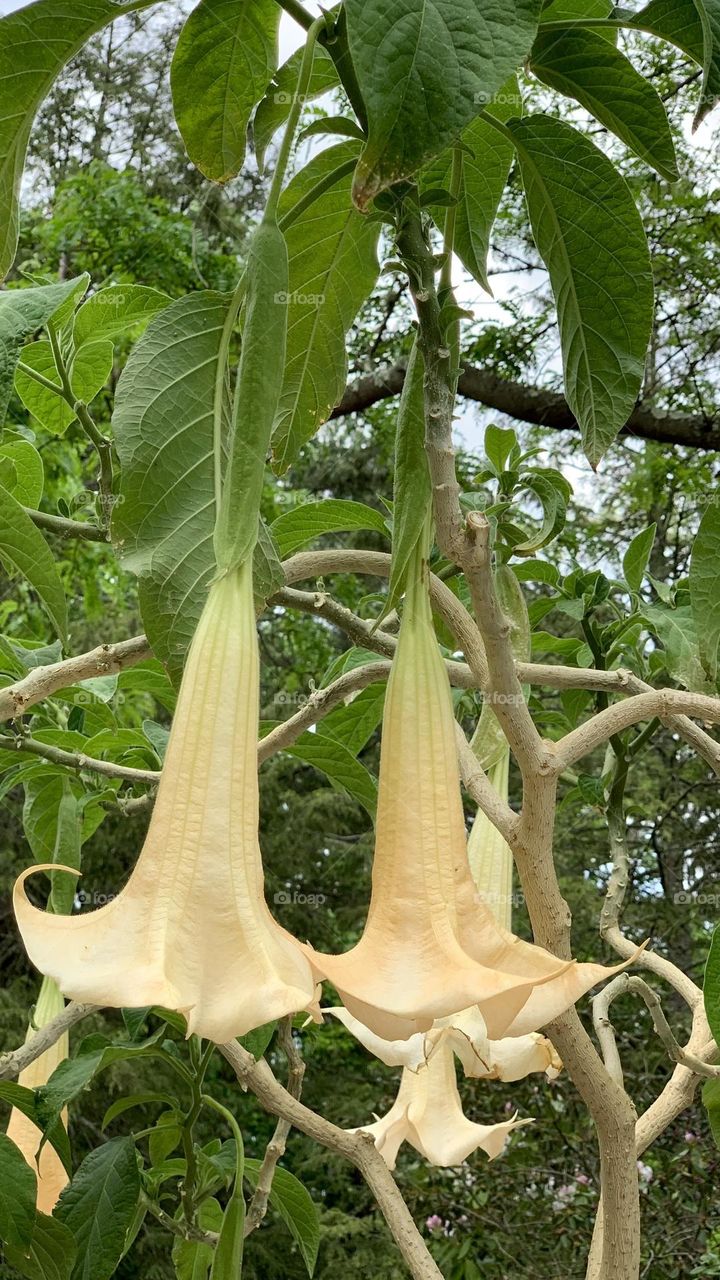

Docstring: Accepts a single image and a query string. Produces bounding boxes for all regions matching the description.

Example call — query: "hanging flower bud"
[6,978,68,1213]
[15,563,319,1043]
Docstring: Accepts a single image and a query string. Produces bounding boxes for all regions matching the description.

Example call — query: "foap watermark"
[75,890,118,909]
[274,890,326,908]
[673,890,720,907]
[274,290,325,307]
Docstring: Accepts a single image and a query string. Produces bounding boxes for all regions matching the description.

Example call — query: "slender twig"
[0,635,151,722]
[245,1018,305,1237]
[0,1002,97,1080]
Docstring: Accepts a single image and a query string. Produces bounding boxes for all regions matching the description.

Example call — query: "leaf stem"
[265,16,326,220]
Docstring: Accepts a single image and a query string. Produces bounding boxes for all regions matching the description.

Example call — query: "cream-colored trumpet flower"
[6,977,69,1213]
[356,1040,532,1170]
[14,563,319,1042]
[305,532,630,1042]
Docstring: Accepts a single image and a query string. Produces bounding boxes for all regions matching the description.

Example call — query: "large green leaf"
[285,734,377,817]
[253,44,339,171]
[424,80,521,294]
[16,339,114,436]
[529,30,678,181]
[690,502,720,683]
[73,285,170,348]
[0,1,154,278]
[55,1138,140,1280]
[630,0,720,127]
[244,1160,320,1277]
[0,440,44,507]
[345,0,541,208]
[0,484,67,639]
[0,1132,37,1249]
[507,114,654,467]
[171,0,279,182]
[0,278,86,421]
[3,1211,76,1280]
[271,498,387,558]
[644,603,710,691]
[623,523,656,593]
[317,681,386,755]
[272,143,380,472]
[111,291,231,681]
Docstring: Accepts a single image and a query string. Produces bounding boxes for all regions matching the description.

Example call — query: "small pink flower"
[575,1172,591,1186]
[426,1215,444,1233]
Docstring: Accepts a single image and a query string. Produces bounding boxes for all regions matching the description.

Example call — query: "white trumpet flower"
[15,563,319,1042]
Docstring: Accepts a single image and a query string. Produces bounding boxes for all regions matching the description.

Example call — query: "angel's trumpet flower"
[6,978,68,1213]
[14,563,319,1042]
[356,1040,531,1170]
[305,533,629,1042]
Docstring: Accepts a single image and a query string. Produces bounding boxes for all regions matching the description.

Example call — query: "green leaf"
[0,279,86,420]
[623,523,656,593]
[3,1211,76,1280]
[237,1021,277,1060]
[271,498,387,558]
[704,1076,720,1149]
[16,339,113,436]
[630,0,719,127]
[689,502,720,683]
[424,79,521,293]
[253,43,339,172]
[541,0,613,24]
[0,2,151,277]
[36,1029,169,1132]
[73,285,170,348]
[172,1199,223,1280]
[507,114,654,467]
[513,470,569,554]
[704,924,720,1048]
[171,0,279,182]
[386,343,430,612]
[0,440,44,507]
[345,0,541,208]
[24,776,82,916]
[300,115,366,142]
[0,1132,37,1248]
[0,1082,72,1177]
[644,604,710,691]
[285,734,377,817]
[102,1092,178,1131]
[272,143,380,472]
[112,291,232,682]
[55,1138,140,1280]
[244,1160,320,1276]
[529,30,678,181]
[0,484,67,639]
[318,681,386,755]
[484,425,518,476]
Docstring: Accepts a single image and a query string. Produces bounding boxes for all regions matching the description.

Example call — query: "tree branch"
[0,636,151,722]
[219,1040,443,1280]
[0,1002,97,1080]
[332,361,720,452]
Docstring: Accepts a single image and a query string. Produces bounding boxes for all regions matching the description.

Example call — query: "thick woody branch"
[219,1040,442,1280]
[0,1002,97,1080]
[0,635,151,722]
[332,360,720,453]
[554,689,720,770]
